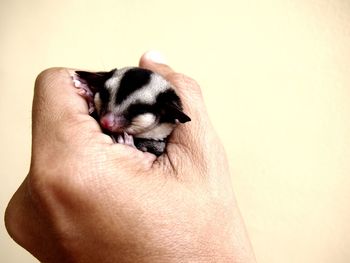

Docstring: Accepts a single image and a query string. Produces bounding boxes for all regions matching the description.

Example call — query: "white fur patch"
[133,113,156,127]
[136,123,176,140]
[125,113,157,134]
[118,73,169,112]
[105,69,170,114]
[104,67,130,113]
[94,93,102,114]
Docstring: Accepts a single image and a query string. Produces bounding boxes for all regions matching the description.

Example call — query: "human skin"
[5,52,256,263]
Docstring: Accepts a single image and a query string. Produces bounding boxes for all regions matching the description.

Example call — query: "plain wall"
[1,0,350,262]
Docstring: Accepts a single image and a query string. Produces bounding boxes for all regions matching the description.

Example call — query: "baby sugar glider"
[73,67,191,156]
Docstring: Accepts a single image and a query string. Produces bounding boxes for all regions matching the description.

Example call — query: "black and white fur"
[73,67,191,156]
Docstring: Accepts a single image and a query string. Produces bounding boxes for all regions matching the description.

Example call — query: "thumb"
[139,51,220,162]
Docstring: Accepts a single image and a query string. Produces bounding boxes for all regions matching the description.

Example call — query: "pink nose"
[100,113,127,132]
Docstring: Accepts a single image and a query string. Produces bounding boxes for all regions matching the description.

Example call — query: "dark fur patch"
[98,86,110,105]
[156,90,191,123]
[126,103,156,120]
[96,86,110,115]
[116,68,152,104]
[124,89,191,124]
[134,138,166,156]
[75,69,115,92]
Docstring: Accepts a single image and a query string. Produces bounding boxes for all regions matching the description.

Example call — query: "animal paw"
[117,132,136,148]
[72,75,95,114]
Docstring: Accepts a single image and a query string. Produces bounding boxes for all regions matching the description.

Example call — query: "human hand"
[5,52,256,263]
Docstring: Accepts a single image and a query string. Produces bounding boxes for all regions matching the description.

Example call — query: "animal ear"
[75,69,116,91]
[157,90,191,123]
[165,103,191,123]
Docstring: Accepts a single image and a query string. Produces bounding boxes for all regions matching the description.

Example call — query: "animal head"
[76,67,190,139]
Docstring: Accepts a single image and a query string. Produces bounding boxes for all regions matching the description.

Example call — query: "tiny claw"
[77,89,87,96]
[117,135,125,144]
[123,132,135,147]
[73,78,82,88]
[73,74,95,113]
[116,132,136,148]
[88,103,95,114]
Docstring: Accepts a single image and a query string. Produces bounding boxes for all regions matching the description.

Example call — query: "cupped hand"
[5,52,256,263]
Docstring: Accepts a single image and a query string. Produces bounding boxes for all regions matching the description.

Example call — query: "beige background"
[1,0,350,262]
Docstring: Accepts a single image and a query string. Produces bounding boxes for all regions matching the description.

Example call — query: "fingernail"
[144,50,167,64]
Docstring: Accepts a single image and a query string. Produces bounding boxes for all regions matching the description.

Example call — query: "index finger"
[32,68,107,146]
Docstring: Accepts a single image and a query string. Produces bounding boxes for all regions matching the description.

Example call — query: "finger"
[32,68,111,148]
[139,51,175,77]
[34,68,89,116]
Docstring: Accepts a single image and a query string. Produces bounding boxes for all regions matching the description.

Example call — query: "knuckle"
[35,67,63,85]
[34,67,68,93]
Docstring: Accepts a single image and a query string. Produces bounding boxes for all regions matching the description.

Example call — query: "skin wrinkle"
[169,130,208,179]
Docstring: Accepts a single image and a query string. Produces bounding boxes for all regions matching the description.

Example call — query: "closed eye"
[126,103,156,119]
